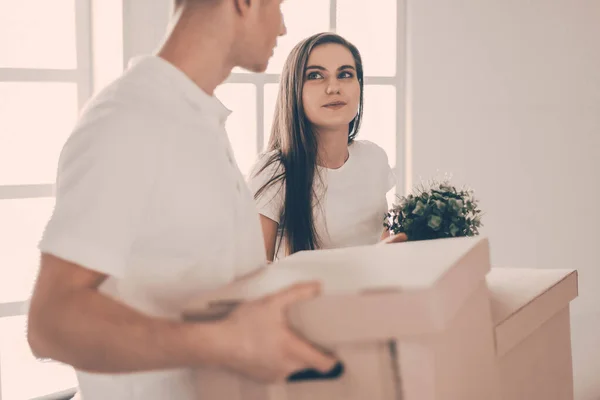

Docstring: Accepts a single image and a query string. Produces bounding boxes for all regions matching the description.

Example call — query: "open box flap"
[487,268,578,357]
[184,236,491,342]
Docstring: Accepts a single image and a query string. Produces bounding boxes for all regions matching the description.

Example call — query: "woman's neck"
[315,126,350,170]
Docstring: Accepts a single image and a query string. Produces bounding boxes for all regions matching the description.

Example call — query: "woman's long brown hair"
[253,32,364,257]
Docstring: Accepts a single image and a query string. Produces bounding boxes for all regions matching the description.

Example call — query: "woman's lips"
[323,101,347,110]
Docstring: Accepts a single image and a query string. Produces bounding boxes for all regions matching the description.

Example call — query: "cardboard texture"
[487,268,578,400]
[184,236,501,400]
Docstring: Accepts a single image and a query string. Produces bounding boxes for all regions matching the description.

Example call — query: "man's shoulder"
[82,66,171,118]
[75,96,164,145]
[75,62,190,141]
[63,80,175,168]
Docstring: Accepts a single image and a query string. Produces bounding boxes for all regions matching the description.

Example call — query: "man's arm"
[27,253,229,373]
[27,253,336,381]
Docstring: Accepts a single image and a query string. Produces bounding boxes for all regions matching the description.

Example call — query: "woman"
[248,32,397,261]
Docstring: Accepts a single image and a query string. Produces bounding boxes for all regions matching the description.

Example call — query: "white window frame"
[0,0,92,314]
[0,0,409,397]
[0,0,94,398]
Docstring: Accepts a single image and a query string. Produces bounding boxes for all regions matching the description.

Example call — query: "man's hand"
[217,282,338,382]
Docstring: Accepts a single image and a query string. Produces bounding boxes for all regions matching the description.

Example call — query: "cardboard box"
[486,267,578,400]
[184,236,501,400]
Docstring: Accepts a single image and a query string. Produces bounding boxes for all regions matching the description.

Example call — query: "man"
[27,1,337,399]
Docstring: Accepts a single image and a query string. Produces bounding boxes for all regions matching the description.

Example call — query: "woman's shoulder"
[350,140,396,190]
[248,150,284,179]
[350,140,390,163]
[247,151,286,220]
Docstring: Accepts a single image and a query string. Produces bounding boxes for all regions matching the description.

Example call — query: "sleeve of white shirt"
[364,140,396,191]
[378,145,396,191]
[38,108,166,279]
[386,160,397,192]
[246,154,285,223]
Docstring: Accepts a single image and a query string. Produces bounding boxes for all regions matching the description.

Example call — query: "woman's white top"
[248,140,395,258]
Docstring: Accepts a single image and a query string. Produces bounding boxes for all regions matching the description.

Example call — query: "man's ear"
[232,0,252,16]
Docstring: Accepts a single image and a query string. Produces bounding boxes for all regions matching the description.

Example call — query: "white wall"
[408,1,600,399]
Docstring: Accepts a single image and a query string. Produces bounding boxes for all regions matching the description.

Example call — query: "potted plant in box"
[384,178,483,241]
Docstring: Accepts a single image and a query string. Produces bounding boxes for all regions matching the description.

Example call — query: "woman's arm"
[259,215,279,262]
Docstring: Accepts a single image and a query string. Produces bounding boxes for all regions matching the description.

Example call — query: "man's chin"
[237,57,270,74]
[246,62,269,74]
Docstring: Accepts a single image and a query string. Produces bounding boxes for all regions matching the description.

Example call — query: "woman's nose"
[326,81,341,95]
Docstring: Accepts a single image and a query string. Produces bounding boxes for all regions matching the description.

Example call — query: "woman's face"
[301,43,360,132]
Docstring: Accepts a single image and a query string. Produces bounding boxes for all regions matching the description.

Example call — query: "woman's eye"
[339,71,354,79]
[306,71,323,80]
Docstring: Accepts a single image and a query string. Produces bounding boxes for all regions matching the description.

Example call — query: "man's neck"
[316,126,350,170]
[157,6,235,96]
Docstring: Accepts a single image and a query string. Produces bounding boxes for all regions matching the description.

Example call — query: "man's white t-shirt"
[38,56,266,399]
[247,140,395,258]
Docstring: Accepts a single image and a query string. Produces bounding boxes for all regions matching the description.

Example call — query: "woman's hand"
[378,232,408,245]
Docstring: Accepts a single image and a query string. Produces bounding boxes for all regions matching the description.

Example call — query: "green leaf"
[449,223,459,237]
[433,199,446,212]
[428,215,442,231]
[412,201,426,216]
[448,198,463,212]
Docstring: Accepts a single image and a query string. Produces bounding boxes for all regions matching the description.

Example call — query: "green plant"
[384,179,483,241]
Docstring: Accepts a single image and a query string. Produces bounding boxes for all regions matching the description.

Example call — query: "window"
[0,0,405,398]
[0,0,122,398]
[222,0,407,203]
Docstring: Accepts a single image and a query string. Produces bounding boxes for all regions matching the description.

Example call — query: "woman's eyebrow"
[305,65,356,72]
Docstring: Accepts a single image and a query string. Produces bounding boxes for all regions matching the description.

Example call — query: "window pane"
[337,0,397,77]
[215,84,257,176]
[361,85,398,202]
[91,0,125,94]
[0,198,55,304]
[0,0,77,69]
[263,83,280,150]
[267,0,330,74]
[0,82,78,186]
[360,85,397,166]
[0,316,77,399]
